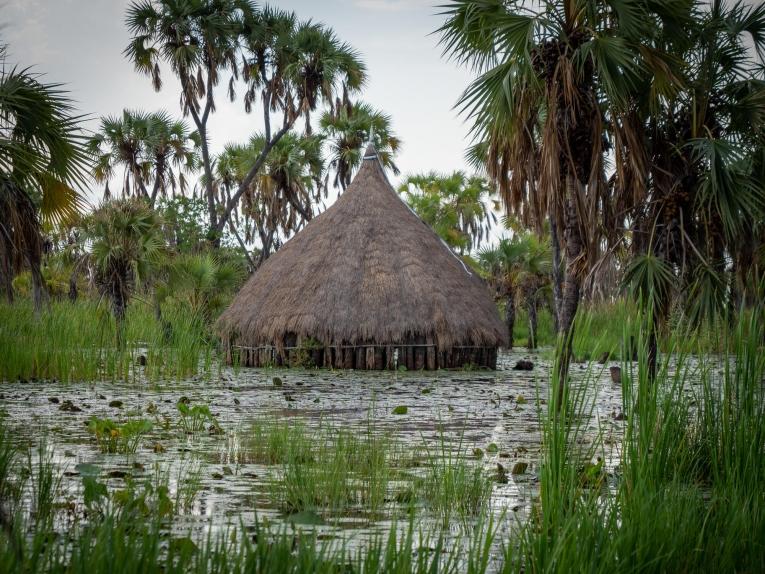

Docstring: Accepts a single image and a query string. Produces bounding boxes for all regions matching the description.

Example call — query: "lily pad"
[169,537,198,555]
[392,405,408,415]
[287,510,325,525]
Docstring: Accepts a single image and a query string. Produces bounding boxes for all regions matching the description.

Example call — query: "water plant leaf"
[287,510,325,525]
[169,537,198,555]
[392,405,408,415]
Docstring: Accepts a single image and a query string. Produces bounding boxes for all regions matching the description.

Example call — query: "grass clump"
[0,299,214,383]
[88,417,153,454]
[249,417,403,516]
[416,435,492,526]
[508,309,765,573]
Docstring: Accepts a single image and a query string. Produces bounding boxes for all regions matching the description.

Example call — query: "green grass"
[416,434,493,527]
[506,308,765,573]
[510,300,633,358]
[0,416,499,574]
[2,299,764,571]
[249,417,405,517]
[0,299,215,383]
[512,298,735,360]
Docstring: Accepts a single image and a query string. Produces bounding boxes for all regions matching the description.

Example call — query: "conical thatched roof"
[217,145,507,353]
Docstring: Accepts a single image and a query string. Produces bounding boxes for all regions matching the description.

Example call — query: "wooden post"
[385,346,395,370]
[333,347,342,369]
[414,335,425,370]
[426,336,436,370]
[365,346,375,369]
[343,347,354,369]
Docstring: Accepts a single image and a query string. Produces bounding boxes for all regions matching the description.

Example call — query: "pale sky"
[2,0,475,202]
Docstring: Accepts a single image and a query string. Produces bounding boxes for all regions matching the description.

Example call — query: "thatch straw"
[217,144,507,354]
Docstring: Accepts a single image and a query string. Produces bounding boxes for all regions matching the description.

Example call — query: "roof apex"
[363,142,378,160]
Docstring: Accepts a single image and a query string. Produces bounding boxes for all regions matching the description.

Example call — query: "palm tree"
[517,233,552,349]
[399,172,497,254]
[438,0,688,400]
[0,46,89,311]
[320,101,400,190]
[125,0,249,235]
[145,111,201,204]
[213,9,366,238]
[479,233,551,349]
[160,252,243,323]
[88,198,164,336]
[89,109,200,206]
[624,1,765,380]
[214,132,324,265]
[478,238,527,349]
[89,110,151,200]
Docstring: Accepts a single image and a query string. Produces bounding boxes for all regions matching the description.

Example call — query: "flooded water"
[0,349,635,546]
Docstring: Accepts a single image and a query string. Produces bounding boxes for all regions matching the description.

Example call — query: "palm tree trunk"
[0,236,13,304]
[550,217,563,334]
[527,292,538,350]
[30,263,47,315]
[556,176,584,410]
[229,221,256,270]
[113,289,127,348]
[257,226,275,267]
[181,72,218,247]
[149,156,165,207]
[505,293,515,349]
[197,124,218,246]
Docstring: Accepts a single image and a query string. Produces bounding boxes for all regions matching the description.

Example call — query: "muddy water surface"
[0,350,629,545]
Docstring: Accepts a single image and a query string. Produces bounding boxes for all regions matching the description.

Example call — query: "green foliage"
[87,417,153,454]
[249,417,402,517]
[478,232,550,298]
[28,441,60,523]
[158,252,244,323]
[509,309,765,573]
[88,109,199,203]
[88,198,165,325]
[399,171,497,253]
[215,131,325,238]
[0,299,212,382]
[176,401,219,434]
[155,196,207,252]
[417,434,492,526]
[0,48,89,222]
[320,101,401,189]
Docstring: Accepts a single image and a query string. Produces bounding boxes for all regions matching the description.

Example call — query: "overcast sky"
[2,0,475,202]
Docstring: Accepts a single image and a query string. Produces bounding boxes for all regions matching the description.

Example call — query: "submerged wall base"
[228,343,498,370]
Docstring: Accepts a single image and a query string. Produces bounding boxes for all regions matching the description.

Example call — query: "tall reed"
[508,307,765,573]
[0,299,214,383]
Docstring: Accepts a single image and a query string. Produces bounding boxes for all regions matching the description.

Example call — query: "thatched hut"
[217,144,507,370]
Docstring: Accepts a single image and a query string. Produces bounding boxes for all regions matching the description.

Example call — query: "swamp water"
[0,350,665,559]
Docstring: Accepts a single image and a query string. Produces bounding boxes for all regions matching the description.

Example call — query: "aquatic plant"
[176,401,219,434]
[0,299,214,383]
[88,417,153,454]
[28,441,60,523]
[416,433,492,526]
[508,308,765,573]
